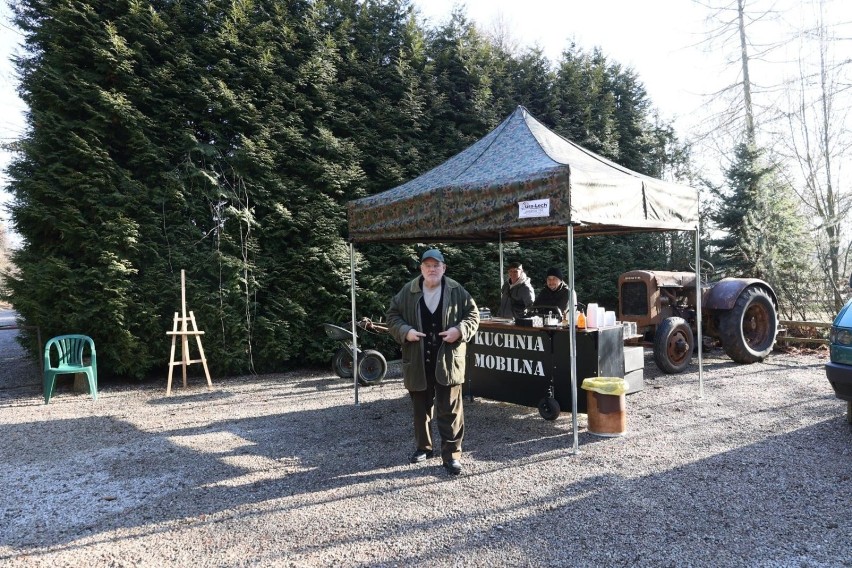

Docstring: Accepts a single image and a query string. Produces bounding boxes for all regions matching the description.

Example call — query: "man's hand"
[439,326,461,343]
[405,329,426,342]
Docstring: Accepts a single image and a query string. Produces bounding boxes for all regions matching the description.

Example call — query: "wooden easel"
[166,270,212,395]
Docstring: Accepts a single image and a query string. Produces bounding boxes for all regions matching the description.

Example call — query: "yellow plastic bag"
[581,377,627,395]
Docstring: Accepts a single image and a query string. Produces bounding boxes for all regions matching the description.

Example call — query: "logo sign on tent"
[518,199,550,219]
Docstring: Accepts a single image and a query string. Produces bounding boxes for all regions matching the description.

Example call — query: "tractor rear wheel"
[718,286,778,363]
[653,316,694,374]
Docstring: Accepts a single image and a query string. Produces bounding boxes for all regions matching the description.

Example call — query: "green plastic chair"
[43,335,97,404]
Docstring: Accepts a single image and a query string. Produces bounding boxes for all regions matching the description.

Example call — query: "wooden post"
[166,270,213,395]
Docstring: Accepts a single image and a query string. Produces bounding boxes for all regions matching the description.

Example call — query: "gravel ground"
[1,324,850,567]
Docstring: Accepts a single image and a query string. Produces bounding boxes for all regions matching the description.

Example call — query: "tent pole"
[695,226,703,398]
[499,232,504,290]
[350,241,360,405]
[567,225,579,454]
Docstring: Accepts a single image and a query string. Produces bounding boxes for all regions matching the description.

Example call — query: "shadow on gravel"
[146,389,235,405]
[0,369,591,557]
[392,419,851,567]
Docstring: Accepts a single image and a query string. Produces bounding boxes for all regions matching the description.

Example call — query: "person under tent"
[498,262,535,319]
[533,266,576,319]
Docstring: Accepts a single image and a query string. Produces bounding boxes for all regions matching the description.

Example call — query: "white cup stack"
[586,303,599,328]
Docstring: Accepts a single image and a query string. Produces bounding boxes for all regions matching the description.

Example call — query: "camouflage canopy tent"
[346,106,701,453]
[348,106,697,243]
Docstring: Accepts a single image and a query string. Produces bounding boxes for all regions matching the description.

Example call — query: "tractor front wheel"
[653,316,695,374]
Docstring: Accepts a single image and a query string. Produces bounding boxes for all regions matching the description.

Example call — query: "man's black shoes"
[410,451,461,475]
[409,449,434,463]
[443,459,462,475]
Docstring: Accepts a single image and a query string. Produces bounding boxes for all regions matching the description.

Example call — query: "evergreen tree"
[553,46,617,158]
[7,0,177,376]
[710,143,811,316]
[239,0,365,369]
[422,9,500,156]
[502,47,557,124]
[318,0,435,326]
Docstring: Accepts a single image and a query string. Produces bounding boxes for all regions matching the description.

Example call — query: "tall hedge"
[5,0,691,378]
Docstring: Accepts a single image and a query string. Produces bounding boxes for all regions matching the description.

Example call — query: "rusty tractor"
[618,268,779,373]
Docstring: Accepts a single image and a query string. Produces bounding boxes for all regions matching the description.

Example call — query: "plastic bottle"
[576,310,586,329]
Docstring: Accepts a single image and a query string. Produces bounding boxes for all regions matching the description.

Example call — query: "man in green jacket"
[386,249,480,475]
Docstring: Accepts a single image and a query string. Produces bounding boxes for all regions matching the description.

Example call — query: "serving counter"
[464,320,627,418]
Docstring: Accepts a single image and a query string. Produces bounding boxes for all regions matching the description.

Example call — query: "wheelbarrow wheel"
[332,347,354,379]
[357,350,387,386]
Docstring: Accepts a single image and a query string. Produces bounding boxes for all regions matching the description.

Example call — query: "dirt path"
[0,310,40,391]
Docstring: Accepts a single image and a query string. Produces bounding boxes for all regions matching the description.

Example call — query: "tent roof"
[348,106,698,243]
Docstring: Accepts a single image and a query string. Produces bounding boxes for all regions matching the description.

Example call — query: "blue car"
[825,286,852,424]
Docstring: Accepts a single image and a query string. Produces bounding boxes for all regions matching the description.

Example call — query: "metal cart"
[323,318,388,386]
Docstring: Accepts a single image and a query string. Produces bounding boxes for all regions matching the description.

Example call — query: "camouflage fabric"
[348,106,698,243]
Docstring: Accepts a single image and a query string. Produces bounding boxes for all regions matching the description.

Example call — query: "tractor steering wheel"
[689,259,715,284]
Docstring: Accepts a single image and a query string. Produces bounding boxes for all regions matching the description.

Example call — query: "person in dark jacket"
[533,266,575,319]
[386,249,480,475]
[498,262,535,319]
